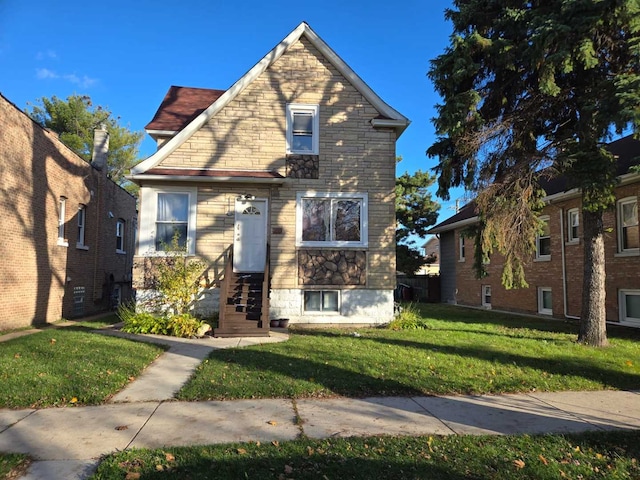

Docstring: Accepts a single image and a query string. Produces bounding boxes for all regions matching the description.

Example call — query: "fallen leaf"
[574,446,581,452]
[307,446,315,456]
[626,360,633,367]
[125,473,141,480]
[70,397,78,404]
[539,454,548,465]
[272,441,280,447]
[156,465,164,472]
[165,453,175,462]
[50,338,56,344]
[596,453,603,460]
[115,425,128,431]
[14,353,20,359]
[284,465,293,474]
[237,448,247,455]
[514,459,526,469]
[267,420,277,426]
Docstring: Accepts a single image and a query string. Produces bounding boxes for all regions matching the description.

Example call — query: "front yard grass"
[0,328,165,408]
[0,453,29,479]
[178,304,640,401]
[91,430,640,479]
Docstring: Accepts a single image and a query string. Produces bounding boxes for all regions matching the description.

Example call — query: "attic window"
[286,104,319,155]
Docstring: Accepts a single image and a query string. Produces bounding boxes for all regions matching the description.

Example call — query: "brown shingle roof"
[145,86,225,132]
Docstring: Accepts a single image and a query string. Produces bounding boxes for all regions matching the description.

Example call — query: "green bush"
[388,303,431,330]
[168,314,204,338]
[118,303,170,335]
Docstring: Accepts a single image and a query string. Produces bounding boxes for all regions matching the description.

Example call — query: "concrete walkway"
[1,327,639,479]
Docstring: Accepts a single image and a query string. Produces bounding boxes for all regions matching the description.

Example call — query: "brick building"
[129,22,408,335]
[428,135,640,328]
[0,93,137,330]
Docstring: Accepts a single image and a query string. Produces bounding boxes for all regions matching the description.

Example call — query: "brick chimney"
[91,124,109,172]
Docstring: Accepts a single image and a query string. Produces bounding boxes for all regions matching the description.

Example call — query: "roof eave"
[127,174,288,185]
[428,215,479,234]
[371,118,410,137]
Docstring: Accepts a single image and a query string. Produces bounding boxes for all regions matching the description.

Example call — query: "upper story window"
[618,197,639,253]
[116,219,126,253]
[76,204,87,249]
[536,216,551,260]
[57,197,68,247]
[459,235,465,262]
[567,208,580,243]
[138,186,197,255]
[296,192,367,247]
[286,104,319,155]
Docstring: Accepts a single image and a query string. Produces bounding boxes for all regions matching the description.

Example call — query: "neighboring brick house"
[428,135,640,328]
[129,22,408,334]
[0,93,137,330]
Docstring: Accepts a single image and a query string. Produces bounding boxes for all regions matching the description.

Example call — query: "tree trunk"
[578,209,608,346]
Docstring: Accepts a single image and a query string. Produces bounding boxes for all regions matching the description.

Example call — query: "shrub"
[388,303,431,330]
[168,314,205,338]
[118,303,170,335]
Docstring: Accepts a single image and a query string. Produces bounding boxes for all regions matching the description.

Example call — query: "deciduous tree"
[428,0,640,346]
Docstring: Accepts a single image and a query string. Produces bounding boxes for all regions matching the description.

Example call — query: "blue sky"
[0,0,463,231]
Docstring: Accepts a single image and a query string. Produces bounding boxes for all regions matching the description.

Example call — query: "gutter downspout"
[560,208,580,320]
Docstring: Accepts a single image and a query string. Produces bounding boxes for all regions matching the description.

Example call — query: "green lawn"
[91,430,640,479]
[178,304,640,401]
[0,453,29,479]
[0,327,165,408]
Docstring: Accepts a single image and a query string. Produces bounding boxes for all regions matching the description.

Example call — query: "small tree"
[396,158,440,274]
[153,234,206,315]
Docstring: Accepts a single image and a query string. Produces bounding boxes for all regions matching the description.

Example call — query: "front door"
[233,198,268,272]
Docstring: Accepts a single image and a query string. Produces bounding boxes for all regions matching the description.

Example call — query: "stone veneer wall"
[286,155,319,178]
[298,250,366,285]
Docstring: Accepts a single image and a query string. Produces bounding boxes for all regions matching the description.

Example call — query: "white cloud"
[36,50,58,60]
[35,68,97,88]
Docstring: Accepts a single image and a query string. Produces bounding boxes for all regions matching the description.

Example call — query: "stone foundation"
[286,154,319,178]
[298,250,366,285]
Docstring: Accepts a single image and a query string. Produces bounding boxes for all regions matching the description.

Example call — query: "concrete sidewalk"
[1,328,639,479]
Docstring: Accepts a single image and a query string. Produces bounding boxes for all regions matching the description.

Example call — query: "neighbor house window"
[619,289,640,326]
[296,192,367,247]
[617,197,639,253]
[57,197,68,247]
[481,285,491,308]
[286,104,319,155]
[459,235,465,262]
[567,208,579,243]
[76,205,87,249]
[304,290,339,313]
[538,287,553,315]
[116,219,125,253]
[536,216,551,260]
[138,186,197,255]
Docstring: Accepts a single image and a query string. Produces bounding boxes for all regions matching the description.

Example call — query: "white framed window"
[538,287,553,315]
[57,197,68,247]
[138,186,197,255]
[304,290,339,313]
[76,205,87,249]
[296,192,367,247]
[617,197,639,253]
[567,208,580,243]
[286,104,319,155]
[481,285,491,308]
[458,235,465,262]
[619,289,640,327]
[116,219,126,254]
[535,216,551,260]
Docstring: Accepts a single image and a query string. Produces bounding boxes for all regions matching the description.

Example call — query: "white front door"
[233,198,268,272]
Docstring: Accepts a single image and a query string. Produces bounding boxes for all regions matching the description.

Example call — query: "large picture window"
[296,193,368,247]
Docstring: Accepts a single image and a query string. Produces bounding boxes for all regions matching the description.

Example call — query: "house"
[0,93,137,330]
[428,135,640,328]
[419,236,440,275]
[128,22,408,335]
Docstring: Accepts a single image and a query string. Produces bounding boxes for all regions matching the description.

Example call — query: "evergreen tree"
[428,0,640,346]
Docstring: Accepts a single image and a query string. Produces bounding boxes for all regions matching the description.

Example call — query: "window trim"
[481,285,491,308]
[535,215,551,261]
[538,287,553,315]
[567,208,580,244]
[116,219,126,254]
[296,192,368,248]
[303,290,340,314]
[617,197,639,254]
[619,289,640,327]
[138,186,197,255]
[286,104,319,155]
[57,197,68,247]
